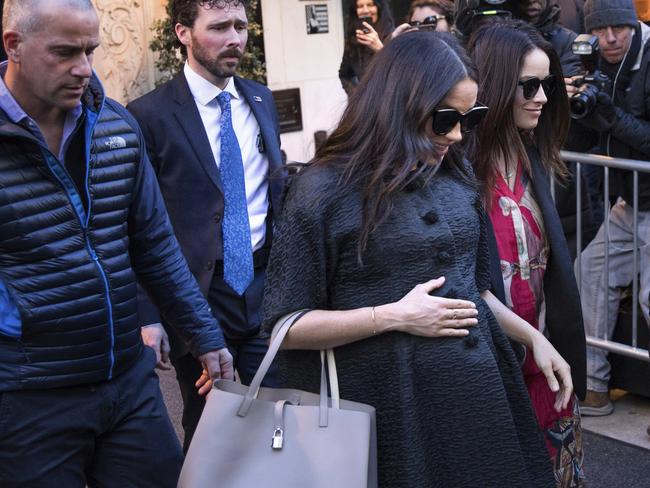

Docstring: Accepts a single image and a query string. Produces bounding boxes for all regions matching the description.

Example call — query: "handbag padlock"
[272,427,284,449]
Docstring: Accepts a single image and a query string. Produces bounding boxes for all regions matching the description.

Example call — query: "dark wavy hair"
[467,19,569,206]
[406,0,454,24]
[313,31,476,256]
[171,0,249,55]
[172,0,249,28]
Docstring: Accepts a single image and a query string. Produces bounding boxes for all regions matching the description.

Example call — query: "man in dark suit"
[127,0,284,451]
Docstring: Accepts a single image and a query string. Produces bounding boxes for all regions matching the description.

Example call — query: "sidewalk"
[582,390,650,451]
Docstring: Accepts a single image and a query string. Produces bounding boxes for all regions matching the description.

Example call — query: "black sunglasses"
[430,104,489,136]
[409,14,446,29]
[517,75,556,100]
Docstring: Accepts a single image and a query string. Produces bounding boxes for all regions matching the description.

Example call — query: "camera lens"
[570,84,599,120]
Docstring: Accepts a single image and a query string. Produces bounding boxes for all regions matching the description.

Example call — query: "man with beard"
[127,0,284,452]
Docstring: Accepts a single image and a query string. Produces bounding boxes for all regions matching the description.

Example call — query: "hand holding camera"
[358,15,372,33]
[355,17,384,52]
[564,76,580,97]
[569,34,613,121]
[577,91,617,132]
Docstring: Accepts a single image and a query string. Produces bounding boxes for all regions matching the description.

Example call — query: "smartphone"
[358,15,372,33]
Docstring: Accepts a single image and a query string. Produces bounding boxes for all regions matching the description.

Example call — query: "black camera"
[454,0,514,37]
[570,34,611,119]
[358,15,372,33]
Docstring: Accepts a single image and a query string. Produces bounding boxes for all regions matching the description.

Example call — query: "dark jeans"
[172,335,278,453]
[0,347,182,487]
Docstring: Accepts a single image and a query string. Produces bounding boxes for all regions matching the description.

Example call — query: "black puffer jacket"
[602,21,650,210]
[0,75,225,392]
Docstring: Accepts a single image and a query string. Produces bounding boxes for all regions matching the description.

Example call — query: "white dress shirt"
[184,63,270,252]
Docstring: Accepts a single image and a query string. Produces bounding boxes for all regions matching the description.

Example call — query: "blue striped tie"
[217,91,254,295]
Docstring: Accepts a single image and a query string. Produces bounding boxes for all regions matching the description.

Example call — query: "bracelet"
[370,306,377,335]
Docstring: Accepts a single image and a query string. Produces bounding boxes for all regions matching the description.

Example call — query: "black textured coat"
[263,162,555,488]
[0,75,224,392]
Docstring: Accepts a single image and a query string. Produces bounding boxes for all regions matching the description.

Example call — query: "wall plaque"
[306,4,329,34]
[272,88,303,133]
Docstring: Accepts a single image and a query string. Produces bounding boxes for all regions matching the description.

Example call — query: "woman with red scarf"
[469,20,587,488]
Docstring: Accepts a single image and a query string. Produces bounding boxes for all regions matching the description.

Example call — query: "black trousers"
[172,335,278,452]
[174,263,278,452]
[0,347,182,487]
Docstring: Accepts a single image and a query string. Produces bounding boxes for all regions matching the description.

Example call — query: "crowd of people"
[0,0,647,486]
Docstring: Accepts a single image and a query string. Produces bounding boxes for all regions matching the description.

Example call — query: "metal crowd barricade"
[560,150,649,362]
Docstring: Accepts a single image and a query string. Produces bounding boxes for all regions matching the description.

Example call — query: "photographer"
[339,0,395,96]
[568,0,650,417]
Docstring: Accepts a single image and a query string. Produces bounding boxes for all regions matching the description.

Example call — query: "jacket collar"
[168,71,285,214]
[0,71,104,141]
[534,4,561,34]
[168,72,224,193]
[183,62,239,106]
[81,71,105,115]
[632,21,650,71]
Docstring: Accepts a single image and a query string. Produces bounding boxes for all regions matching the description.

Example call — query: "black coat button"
[214,214,222,223]
[206,260,214,270]
[422,210,438,224]
[438,251,451,262]
[463,333,479,349]
[444,286,460,298]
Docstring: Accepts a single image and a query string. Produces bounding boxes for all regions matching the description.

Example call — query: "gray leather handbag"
[178,310,378,488]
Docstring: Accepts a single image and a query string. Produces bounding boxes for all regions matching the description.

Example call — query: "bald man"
[0,0,234,485]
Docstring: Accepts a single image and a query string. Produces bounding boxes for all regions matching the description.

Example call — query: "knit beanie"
[584,0,638,32]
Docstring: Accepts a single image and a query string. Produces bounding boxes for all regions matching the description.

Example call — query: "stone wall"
[91,0,167,104]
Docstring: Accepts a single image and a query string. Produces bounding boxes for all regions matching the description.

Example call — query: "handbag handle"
[237,310,340,422]
[237,310,306,416]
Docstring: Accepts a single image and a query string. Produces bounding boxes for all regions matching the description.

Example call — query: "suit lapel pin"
[253,96,262,102]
